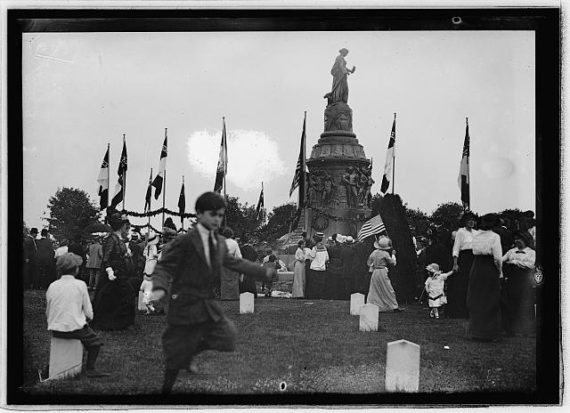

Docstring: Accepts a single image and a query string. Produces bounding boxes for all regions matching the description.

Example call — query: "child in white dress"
[139,275,155,314]
[424,263,454,319]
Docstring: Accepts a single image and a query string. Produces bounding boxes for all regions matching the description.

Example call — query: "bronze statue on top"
[324,48,356,106]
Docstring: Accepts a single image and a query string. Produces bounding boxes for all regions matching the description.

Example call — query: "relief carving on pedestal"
[308,170,337,208]
[341,165,374,208]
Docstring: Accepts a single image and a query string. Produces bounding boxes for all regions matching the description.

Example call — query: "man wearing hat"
[46,253,109,377]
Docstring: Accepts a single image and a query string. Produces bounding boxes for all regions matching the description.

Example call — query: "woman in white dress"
[366,236,400,312]
[292,240,306,298]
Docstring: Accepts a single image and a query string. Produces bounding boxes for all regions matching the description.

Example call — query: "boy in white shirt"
[46,253,109,378]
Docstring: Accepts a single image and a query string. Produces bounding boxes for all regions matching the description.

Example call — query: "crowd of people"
[28,194,538,389]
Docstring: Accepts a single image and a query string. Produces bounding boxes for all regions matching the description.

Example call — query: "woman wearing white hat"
[366,236,400,312]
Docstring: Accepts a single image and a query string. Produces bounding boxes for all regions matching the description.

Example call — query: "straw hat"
[425,263,440,274]
[373,236,392,250]
[344,236,355,244]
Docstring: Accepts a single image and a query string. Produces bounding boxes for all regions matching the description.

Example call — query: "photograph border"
[5,6,561,406]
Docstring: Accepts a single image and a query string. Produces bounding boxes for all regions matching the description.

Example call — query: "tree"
[255,203,297,243]
[403,205,431,237]
[45,187,101,241]
[223,196,259,240]
[430,202,465,232]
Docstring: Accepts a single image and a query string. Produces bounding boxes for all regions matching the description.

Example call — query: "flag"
[97,147,109,209]
[178,181,186,224]
[214,119,228,193]
[256,184,265,220]
[289,113,307,208]
[458,118,470,209]
[357,214,387,242]
[152,134,168,199]
[111,137,128,208]
[380,116,396,194]
[144,170,153,212]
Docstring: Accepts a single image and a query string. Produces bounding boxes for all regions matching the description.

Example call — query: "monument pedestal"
[303,101,372,239]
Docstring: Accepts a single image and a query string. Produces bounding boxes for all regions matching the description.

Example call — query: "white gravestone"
[359,303,379,331]
[350,293,365,315]
[49,338,83,380]
[240,292,254,314]
[385,339,420,392]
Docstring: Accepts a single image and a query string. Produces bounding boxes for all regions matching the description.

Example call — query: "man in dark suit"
[36,229,55,289]
[23,228,39,289]
[152,192,275,394]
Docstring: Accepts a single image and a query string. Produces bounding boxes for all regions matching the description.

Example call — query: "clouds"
[186,129,285,191]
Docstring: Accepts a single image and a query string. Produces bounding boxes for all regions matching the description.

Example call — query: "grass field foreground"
[22,290,536,395]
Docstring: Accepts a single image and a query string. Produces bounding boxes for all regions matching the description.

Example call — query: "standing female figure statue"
[324,48,356,105]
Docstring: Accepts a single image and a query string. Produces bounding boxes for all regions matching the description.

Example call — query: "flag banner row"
[130,222,190,235]
[119,207,196,219]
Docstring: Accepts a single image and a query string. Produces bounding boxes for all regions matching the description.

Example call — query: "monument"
[304,48,373,239]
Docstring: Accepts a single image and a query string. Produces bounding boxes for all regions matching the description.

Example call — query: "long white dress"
[292,247,306,298]
[366,249,398,311]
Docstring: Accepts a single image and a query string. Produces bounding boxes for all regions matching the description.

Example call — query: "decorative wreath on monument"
[312,213,330,231]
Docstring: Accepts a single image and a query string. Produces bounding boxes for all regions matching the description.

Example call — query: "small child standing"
[139,274,155,314]
[424,263,454,319]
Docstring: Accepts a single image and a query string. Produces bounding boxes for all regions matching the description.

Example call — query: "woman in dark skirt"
[466,214,503,341]
[501,231,536,336]
[449,212,478,318]
[92,211,136,331]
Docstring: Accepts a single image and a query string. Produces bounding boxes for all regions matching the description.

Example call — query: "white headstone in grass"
[359,303,379,331]
[385,339,420,392]
[240,292,254,314]
[49,338,83,380]
[350,293,365,315]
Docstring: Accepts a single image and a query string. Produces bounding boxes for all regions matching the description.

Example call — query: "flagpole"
[262,181,264,225]
[106,142,110,216]
[147,168,153,245]
[181,175,185,230]
[465,116,469,211]
[222,117,227,228]
[162,128,167,229]
[392,113,396,195]
[122,134,126,210]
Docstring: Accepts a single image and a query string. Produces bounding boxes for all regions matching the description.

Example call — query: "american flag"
[458,117,470,210]
[357,214,387,242]
[289,112,307,204]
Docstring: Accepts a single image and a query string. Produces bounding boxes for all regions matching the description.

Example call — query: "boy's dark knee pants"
[162,317,237,370]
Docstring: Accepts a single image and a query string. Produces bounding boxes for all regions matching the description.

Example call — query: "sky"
[22,30,535,231]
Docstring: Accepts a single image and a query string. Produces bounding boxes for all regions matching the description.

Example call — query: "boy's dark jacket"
[152,229,266,325]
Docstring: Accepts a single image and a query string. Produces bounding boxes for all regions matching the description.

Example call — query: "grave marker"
[350,293,365,315]
[240,292,254,314]
[385,339,420,392]
[49,338,83,380]
[359,303,379,331]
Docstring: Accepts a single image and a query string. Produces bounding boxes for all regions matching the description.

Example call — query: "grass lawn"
[21,290,536,398]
